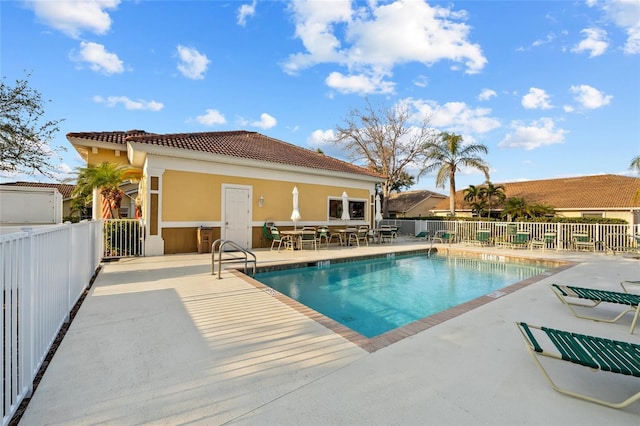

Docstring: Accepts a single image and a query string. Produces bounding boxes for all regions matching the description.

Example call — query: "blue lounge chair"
[516,322,640,408]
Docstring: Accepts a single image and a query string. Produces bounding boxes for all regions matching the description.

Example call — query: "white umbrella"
[375,194,383,227]
[341,191,350,224]
[291,186,301,229]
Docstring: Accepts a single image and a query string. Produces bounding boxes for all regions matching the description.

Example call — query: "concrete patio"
[19,240,640,425]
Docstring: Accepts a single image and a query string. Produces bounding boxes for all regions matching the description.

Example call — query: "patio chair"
[515,322,640,409]
[379,225,397,243]
[470,229,491,246]
[299,228,318,250]
[433,230,456,245]
[316,226,332,248]
[511,231,531,249]
[549,284,640,334]
[348,226,369,247]
[530,232,556,251]
[270,227,292,252]
[572,233,596,252]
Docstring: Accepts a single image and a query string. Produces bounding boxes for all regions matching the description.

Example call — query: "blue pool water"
[255,253,548,338]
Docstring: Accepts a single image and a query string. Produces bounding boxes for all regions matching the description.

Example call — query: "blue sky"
[2,0,639,194]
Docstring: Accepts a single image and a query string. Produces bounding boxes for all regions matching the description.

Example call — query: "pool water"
[255,254,547,338]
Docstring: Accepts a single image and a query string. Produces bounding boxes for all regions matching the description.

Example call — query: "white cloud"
[498,118,567,150]
[594,0,640,54]
[237,0,257,26]
[570,84,612,109]
[307,129,335,146]
[71,41,124,75]
[25,0,119,38]
[478,88,496,101]
[196,109,226,126]
[407,98,501,135]
[176,45,210,80]
[285,0,486,94]
[251,113,277,129]
[521,87,552,110]
[572,28,609,57]
[93,95,164,111]
[326,71,395,95]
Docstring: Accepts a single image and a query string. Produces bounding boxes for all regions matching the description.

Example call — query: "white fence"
[382,219,640,252]
[1,220,103,425]
[103,219,144,259]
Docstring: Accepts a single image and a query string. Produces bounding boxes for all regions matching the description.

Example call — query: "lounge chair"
[379,225,397,243]
[516,322,640,408]
[316,226,332,248]
[530,232,556,250]
[572,233,596,251]
[549,284,640,334]
[433,230,456,244]
[468,229,491,246]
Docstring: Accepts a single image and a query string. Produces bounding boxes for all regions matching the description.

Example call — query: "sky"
[2,0,639,194]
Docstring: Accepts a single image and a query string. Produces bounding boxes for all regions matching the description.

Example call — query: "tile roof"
[387,190,446,212]
[432,174,640,211]
[67,130,383,179]
[0,182,76,198]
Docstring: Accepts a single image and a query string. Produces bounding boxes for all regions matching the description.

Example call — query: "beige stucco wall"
[161,169,370,224]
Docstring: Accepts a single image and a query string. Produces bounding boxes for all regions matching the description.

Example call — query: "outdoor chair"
[511,231,531,249]
[316,226,332,248]
[530,232,556,250]
[549,283,640,334]
[572,233,596,251]
[470,229,491,246]
[515,322,640,409]
[379,225,397,243]
[269,227,292,252]
[433,230,456,245]
[348,226,369,247]
[299,228,318,250]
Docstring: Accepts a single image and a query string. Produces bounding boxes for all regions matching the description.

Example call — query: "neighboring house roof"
[67,130,384,180]
[433,174,640,211]
[387,190,446,213]
[0,182,76,199]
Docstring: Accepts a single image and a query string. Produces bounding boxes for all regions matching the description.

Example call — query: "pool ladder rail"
[211,239,257,279]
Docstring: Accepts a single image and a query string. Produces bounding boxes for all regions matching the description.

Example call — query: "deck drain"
[486,291,506,299]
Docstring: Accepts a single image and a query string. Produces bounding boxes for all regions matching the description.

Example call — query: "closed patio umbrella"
[341,191,350,225]
[375,194,383,227]
[291,186,301,229]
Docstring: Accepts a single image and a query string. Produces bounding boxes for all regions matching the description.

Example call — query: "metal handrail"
[211,239,257,279]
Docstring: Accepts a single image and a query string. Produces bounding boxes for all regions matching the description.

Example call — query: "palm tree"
[501,197,528,221]
[422,132,490,215]
[630,155,640,173]
[463,184,486,217]
[483,181,506,218]
[71,162,141,219]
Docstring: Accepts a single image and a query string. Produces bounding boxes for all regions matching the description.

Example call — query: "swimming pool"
[254,253,549,338]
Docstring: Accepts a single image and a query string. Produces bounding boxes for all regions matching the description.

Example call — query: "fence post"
[20,227,35,399]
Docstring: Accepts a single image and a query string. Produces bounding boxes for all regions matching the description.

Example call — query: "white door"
[223,185,251,248]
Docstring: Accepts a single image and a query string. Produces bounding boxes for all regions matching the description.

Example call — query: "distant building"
[0,181,76,219]
[386,190,447,218]
[431,174,640,224]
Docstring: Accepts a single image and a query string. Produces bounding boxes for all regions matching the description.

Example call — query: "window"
[582,212,603,219]
[328,198,366,221]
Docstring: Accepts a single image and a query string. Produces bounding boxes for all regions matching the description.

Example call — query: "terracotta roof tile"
[0,182,76,198]
[67,130,383,179]
[432,174,640,211]
[387,190,446,212]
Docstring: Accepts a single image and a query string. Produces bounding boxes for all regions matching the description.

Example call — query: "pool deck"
[19,239,640,425]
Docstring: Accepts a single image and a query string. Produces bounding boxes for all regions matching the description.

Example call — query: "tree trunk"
[449,173,456,216]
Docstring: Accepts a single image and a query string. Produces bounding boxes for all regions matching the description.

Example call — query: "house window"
[328,198,366,221]
[582,212,603,219]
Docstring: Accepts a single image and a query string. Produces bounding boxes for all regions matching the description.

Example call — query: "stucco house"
[431,174,640,224]
[67,130,384,255]
[386,189,447,218]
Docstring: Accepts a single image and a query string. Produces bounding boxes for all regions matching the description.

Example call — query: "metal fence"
[1,220,103,425]
[381,219,640,253]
